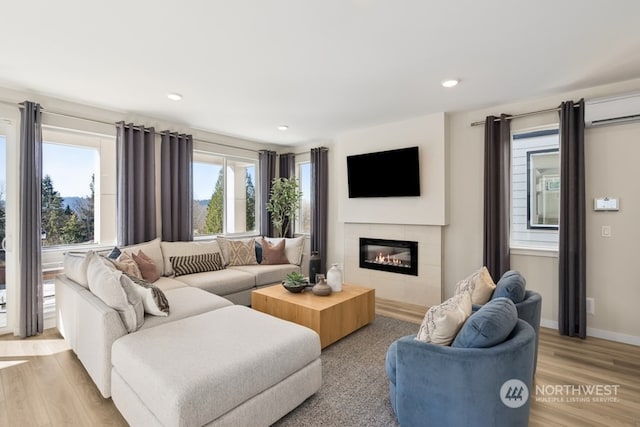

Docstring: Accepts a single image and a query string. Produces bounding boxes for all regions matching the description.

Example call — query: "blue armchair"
[386,319,536,427]
[474,271,542,375]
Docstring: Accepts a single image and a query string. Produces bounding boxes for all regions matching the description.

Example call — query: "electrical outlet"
[601,226,612,237]
[586,297,595,315]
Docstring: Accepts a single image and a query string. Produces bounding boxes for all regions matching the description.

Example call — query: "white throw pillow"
[122,274,170,317]
[415,291,472,345]
[454,266,496,305]
[63,250,94,288]
[264,236,305,265]
[86,252,144,332]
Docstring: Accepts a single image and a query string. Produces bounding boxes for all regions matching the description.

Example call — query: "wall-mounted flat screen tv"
[347,146,420,198]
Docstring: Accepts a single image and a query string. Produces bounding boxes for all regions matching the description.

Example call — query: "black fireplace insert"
[359,237,418,276]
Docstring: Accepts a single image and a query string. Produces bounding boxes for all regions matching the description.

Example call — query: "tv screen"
[347,146,420,198]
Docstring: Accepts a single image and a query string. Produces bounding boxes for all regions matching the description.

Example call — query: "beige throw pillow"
[86,252,144,332]
[415,291,472,346]
[226,239,258,266]
[454,266,496,305]
[112,252,143,279]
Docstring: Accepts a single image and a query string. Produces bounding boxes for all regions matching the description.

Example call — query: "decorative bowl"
[282,281,309,293]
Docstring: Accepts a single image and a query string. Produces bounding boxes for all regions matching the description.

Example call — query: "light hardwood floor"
[0,301,638,426]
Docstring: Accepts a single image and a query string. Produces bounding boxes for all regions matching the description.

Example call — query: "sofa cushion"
[452,297,518,348]
[170,252,224,277]
[112,305,321,427]
[139,287,233,330]
[153,276,188,292]
[174,268,256,295]
[121,238,165,276]
[132,250,161,283]
[260,238,290,265]
[263,236,305,266]
[229,264,300,287]
[87,252,144,332]
[125,274,170,317]
[492,270,526,304]
[63,250,93,288]
[160,240,223,276]
[416,291,472,346]
[454,266,496,305]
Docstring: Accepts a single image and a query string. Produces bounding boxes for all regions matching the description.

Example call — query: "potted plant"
[282,271,308,293]
[266,177,303,238]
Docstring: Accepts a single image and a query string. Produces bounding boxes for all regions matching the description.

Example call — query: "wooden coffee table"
[251,283,375,348]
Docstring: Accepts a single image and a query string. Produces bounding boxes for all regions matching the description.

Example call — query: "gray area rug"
[273,315,418,427]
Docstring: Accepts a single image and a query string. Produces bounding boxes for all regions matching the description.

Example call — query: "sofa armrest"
[56,275,127,398]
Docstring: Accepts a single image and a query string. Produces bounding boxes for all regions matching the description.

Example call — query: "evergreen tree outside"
[41,175,67,245]
[245,169,255,231]
[205,169,224,234]
[42,174,95,246]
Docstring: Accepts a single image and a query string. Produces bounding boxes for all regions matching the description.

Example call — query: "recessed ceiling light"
[277,125,289,131]
[167,93,183,101]
[441,79,459,88]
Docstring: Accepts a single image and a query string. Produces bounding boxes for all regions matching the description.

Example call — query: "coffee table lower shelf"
[251,283,375,348]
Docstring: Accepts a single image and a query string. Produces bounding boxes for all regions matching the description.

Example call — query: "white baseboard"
[540,318,640,346]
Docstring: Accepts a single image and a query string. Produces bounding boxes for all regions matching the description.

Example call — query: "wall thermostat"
[594,197,619,211]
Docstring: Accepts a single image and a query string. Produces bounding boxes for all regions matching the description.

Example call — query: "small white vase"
[327,263,343,292]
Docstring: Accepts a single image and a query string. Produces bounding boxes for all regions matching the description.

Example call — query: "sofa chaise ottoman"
[111,305,322,427]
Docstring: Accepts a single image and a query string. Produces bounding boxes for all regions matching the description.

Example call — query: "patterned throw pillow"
[454,266,496,305]
[415,291,472,346]
[260,238,290,265]
[124,274,170,317]
[132,250,160,283]
[225,239,258,266]
[170,253,225,277]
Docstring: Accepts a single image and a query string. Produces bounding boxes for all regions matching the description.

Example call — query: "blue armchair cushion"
[492,270,526,304]
[452,297,518,348]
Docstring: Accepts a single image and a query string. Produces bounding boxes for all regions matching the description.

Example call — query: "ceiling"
[2,1,639,145]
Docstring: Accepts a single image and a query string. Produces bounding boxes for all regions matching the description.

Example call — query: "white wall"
[328,113,447,306]
[446,78,640,345]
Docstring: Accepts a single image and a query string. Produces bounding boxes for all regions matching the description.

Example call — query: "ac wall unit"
[584,91,640,127]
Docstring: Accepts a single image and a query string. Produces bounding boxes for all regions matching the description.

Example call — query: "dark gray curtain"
[279,153,295,179]
[558,99,587,338]
[259,150,276,237]
[116,122,157,246]
[279,153,296,237]
[311,147,328,274]
[18,101,43,337]
[161,131,193,242]
[483,114,511,280]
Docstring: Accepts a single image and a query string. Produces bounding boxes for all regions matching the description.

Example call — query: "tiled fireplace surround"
[343,222,443,308]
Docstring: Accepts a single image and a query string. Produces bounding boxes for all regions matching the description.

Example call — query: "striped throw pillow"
[170,252,225,277]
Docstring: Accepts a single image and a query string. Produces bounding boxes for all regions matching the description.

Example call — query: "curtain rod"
[470,103,581,127]
[470,107,560,127]
[2,98,262,153]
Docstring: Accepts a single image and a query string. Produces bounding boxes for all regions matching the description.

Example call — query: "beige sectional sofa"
[55,236,321,427]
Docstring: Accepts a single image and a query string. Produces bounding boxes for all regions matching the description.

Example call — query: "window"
[41,127,116,248]
[511,128,559,249]
[192,151,257,236]
[297,161,311,234]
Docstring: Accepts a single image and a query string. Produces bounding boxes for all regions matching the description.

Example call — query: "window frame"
[510,126,560,251]
[192,150,259,238]
[296,160,311,235]
[526,148,560,230]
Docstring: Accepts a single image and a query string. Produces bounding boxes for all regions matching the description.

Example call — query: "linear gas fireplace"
[359,237,418,276]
